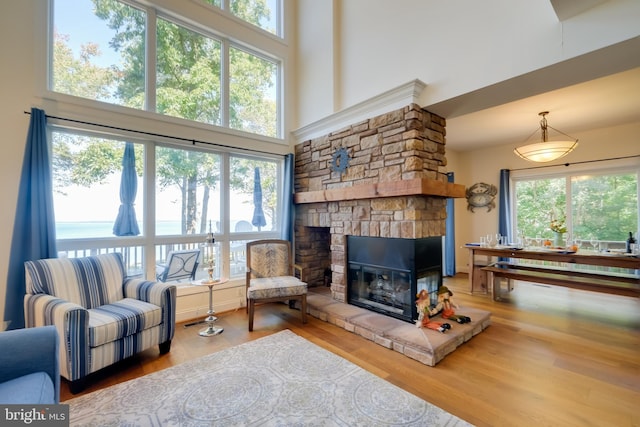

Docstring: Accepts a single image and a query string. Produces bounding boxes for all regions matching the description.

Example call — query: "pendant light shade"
[514,112,578,162]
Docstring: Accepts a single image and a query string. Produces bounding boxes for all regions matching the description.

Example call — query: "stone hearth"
[306,288,491,366]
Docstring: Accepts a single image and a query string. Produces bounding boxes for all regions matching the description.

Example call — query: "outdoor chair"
[245,239,307,331]
[156,249,201,283]
[24,253,176,393]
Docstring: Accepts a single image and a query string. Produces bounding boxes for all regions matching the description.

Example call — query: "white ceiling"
[424,37,640,152]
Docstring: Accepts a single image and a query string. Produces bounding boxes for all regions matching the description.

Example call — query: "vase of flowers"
[550,213,567,247]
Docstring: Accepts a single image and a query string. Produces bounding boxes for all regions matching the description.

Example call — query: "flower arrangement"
[550,213,567,233]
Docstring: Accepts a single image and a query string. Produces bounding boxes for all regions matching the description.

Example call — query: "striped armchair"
[23,253,176,394]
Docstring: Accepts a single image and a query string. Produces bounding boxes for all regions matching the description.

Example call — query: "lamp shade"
[513,140,578,162]
[514,111,578,163]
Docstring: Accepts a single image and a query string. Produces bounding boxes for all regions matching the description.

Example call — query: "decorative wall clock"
[330,147,350,175]
[466,182,497,212]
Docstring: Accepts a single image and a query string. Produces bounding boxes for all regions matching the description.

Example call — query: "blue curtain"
[444,172,456,276]
[4,108,57,330]
[498,169,512,243]
[281,153,294,244]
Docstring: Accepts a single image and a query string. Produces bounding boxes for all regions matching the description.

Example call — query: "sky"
[54,0,120,67]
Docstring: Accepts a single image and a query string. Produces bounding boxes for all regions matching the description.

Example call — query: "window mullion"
[221,39,230,128]
[146,7,157,112]
[144,142,156,279]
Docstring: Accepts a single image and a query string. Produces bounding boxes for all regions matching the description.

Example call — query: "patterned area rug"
[67,330,472,426]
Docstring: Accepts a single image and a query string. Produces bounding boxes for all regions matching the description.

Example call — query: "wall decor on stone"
[465,182,497,212]
[330,147,351,175]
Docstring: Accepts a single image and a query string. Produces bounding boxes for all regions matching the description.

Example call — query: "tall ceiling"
[425,37,640,152]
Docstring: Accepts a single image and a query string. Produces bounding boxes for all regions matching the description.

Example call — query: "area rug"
[67,330,472,426]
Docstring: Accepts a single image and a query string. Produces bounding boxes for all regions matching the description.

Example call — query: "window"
[513,164,639,250]
[229,157,278,232]
[201,0,281,36]
[229,46,278,137]
[52,132,144,239]
[52,0,146,107]
[51,0,282,138]
[155,146,221,236]
[52,127,284,279]
[156,18,222,125]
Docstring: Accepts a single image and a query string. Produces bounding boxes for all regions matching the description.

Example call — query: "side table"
[193,278,228,337]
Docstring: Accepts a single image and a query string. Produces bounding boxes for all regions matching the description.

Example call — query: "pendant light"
[514,111,578,162]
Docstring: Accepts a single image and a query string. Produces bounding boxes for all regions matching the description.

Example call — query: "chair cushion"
[248,276,307,300]
[88,298,162,347]
[0,372,55,404]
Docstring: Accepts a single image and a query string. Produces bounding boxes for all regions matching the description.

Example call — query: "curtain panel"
[4,108,57,330]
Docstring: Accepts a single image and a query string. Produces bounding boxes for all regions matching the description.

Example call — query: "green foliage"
[52,32,116,101]
[571,173,638,241]
[516,173,638,243]
[515,178,565,239]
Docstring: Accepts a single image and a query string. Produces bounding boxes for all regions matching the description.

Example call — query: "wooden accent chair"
[245,239,307,331]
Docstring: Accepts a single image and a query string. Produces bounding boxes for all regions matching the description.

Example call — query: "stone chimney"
[293,103,464,303]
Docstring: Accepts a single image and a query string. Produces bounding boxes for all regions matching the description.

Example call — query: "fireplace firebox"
[347,236,442,323]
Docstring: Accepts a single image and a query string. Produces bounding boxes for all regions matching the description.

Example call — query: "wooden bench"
[481,262,640,301]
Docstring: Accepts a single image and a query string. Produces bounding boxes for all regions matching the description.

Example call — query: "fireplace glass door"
[348,265,413,320]
[348,264,440,323]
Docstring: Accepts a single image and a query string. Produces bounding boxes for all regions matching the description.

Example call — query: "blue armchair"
[0,326,60,404]
[24,253,176,394]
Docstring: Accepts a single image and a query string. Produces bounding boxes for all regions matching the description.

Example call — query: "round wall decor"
[330,147,350,175]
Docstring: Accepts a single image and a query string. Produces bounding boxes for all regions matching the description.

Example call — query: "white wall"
[295,0,640,128]
[0,1,40,328]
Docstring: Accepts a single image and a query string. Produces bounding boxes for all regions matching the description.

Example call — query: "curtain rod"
[23,110,286,157]
[509,154,640,171]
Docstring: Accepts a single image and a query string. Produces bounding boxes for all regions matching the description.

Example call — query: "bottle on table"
[625,232,636,253]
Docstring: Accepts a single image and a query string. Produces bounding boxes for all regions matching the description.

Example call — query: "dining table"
[465,244,640,295]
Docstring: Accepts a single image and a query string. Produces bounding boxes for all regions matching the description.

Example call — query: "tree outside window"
[515,171,638,249]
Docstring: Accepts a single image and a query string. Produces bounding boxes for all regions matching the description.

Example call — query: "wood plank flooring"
[60,274,640,427]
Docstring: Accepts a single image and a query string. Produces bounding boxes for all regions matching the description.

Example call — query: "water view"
[56,221,181,239]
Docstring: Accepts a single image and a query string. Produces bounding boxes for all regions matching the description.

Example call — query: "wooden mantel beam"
[294,178,466,204]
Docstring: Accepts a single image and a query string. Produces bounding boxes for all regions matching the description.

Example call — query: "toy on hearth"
[430,286,471,324]
[415,289,451,333]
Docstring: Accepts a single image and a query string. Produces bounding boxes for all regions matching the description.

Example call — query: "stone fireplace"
[293,103,464,320]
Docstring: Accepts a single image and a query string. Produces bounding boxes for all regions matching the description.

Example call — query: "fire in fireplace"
[347,236,442,323]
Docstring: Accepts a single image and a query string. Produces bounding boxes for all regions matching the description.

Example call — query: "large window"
[51,0,282,139]
[52,128,283,280]
[513,164,639,250]
[47,0,287,281]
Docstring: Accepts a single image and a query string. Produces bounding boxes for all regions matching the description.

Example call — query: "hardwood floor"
[61,274,640,427]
